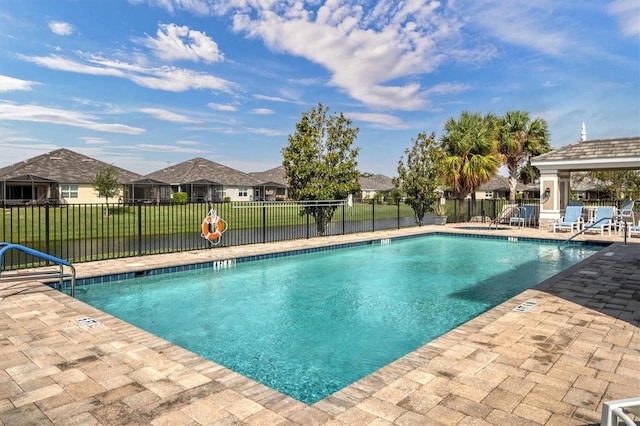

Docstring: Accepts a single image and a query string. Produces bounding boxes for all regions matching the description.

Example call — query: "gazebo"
[531,136,640,229]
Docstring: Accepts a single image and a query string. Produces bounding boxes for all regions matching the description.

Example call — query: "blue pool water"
[75,235,601,404]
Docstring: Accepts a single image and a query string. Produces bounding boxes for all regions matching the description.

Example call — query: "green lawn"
[2,201,416,244]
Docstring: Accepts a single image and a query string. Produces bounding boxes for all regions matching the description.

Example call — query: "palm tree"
[440,111,501,218]
[498,111,551,203]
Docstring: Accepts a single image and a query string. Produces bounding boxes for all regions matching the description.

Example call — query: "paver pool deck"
[1,225,639,425]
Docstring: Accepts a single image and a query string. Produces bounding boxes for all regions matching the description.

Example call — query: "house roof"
[531,137,640,171]
[146,157,262,186]
[249,165,288,186]
[0,148,146,184]
[361,174,395,190]
[477,176,536,192]
[360,175,394,191]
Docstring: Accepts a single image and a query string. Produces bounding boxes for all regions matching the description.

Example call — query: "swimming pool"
[74,234,602,404]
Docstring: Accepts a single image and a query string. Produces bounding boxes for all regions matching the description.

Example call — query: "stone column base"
[538,218,556,231]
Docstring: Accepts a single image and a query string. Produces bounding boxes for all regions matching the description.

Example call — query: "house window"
[239,187,248,197]
[485,191,493,198]
[61,184,79,198]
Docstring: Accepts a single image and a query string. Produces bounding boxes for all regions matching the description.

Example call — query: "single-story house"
[249,166,289,201]
[359,175,395,200]
[0,148,167,205]
[146,158,263,203]
[247,168,395,202]
[474,175,539,200]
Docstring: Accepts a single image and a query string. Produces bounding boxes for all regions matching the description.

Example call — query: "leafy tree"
[282,103,361,235]
[93,165,121,216]
[394,132,445,225]
[440,111,501,217]
[497,111,551,202]
[572,170,640,200]
[519,160,538,185]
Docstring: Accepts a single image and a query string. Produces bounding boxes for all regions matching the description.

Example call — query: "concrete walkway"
[1,225,638,425]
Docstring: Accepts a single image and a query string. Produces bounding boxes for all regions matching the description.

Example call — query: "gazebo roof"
[531,137,640,171]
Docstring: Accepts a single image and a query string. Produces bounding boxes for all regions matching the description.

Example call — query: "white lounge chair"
[601,397,640,426]
[553,206,583,233]
[630,220,640,238]
[619,200,635,228]
[583,206,616,235]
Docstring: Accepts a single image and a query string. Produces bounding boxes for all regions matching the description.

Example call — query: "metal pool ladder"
[558,216,628,249]
[0,243,77,297]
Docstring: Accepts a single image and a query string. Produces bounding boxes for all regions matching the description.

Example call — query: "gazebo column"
[538,169,570,230]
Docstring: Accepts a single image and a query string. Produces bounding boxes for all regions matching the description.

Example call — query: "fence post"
[397,200,400,229]
[454,200,458,222]
[306,213,309,239]
[262,201,266,243]
[44,202,50,256]
[372,201,375,232]
[137,201,143,256]
[342,203,345,235]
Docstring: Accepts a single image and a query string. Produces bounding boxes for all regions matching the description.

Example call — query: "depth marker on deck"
[76,317,102,328]
[513,299,540,312]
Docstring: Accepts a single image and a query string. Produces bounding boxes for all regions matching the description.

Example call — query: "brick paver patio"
[1,225,638,425]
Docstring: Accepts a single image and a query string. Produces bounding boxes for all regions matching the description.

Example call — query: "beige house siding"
[60,184,123,204]
[223,186,254,202]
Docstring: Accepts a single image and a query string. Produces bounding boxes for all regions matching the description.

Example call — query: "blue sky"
[1,1,638,177]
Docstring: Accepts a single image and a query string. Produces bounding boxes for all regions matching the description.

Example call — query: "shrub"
[223,197,231,203]
[171,192,188,205]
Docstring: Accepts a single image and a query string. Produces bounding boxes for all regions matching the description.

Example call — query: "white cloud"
[454,1,571,55]
[254,94,294,103]
[207,102,237,111]
[81,137,109,145]
[251,108,274,114]
[228,2,473,111]
[140,23,224,63]
[0,103,145,134]
[424,82,469,96]
[131,143,206,153]
[48,21,74,36]
[0,75,38,92]
[345,112,408,129]
[21,53,235,93]
[139,107,201,122]
[246,127,287,137]
[288,77,324,86]
[130,0,213,15]
[607,0,640,36]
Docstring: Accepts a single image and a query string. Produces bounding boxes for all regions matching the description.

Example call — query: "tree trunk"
[508,176,518,203]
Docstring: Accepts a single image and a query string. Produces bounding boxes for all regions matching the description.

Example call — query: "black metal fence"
[1,198,632,270]
[1,200,421,269]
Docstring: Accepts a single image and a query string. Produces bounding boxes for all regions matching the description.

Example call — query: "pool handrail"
[0,243,76,297]
[558,216,628,249]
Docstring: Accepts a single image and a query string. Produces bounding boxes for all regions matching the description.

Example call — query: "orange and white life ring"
[202,215,224,241]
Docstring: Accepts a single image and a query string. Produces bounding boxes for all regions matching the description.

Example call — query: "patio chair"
[619,200,635,227]
[583,206,616,235]
[553,206,583,233]
[630,219,640,238]
[510,205,536,227]
[509,207,526,227]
